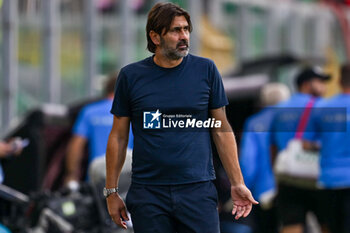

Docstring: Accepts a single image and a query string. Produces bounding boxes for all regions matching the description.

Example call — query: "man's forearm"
[105,134,128,188]
[212,131,244,186]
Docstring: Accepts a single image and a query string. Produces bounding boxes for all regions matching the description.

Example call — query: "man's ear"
[149,30,161,46]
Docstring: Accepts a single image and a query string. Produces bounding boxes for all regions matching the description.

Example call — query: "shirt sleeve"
[209,62,229,109]
[73,108,89,139]
[110,70,131,117]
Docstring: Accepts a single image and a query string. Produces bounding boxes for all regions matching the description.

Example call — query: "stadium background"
[0,0,349,232]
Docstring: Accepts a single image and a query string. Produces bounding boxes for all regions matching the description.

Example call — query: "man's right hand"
[106,193,129,229]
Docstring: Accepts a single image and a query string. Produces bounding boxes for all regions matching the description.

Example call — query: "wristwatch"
[103,187,119,198]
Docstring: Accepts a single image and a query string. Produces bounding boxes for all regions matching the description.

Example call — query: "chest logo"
[143,109,162,129]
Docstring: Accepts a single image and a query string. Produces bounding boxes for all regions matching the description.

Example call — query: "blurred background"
[1,0,348,135]
[0,0,349,232]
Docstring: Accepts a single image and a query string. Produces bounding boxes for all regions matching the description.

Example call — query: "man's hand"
[231,184,258,220]
[106,193,129,229]
[0,141,12,157]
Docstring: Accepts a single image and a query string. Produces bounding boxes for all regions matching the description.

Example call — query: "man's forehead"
[170,16,189,28]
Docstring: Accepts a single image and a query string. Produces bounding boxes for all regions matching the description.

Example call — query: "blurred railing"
[218,0,344,63]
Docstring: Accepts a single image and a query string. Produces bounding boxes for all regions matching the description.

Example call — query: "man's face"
[309,78,327,97]
[159,15,190,60]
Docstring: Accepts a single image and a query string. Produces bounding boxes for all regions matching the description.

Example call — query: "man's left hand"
[231,184,259,220]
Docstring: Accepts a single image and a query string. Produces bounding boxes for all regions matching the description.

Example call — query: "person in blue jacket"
[238,83,290,233]
[304,64,350,233]
[270,67,330,233]
[64,73,133,185]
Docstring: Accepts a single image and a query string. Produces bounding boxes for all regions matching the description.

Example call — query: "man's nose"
[179,29,189,40]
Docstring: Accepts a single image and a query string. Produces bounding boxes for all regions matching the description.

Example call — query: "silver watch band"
[103,187,119,198]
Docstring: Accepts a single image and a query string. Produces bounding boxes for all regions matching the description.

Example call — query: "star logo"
[151,109,162,122]
[143,109,162,129]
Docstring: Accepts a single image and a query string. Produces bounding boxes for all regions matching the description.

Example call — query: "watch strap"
[104,187,119,198]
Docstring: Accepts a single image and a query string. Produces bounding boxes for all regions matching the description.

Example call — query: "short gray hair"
[260,83,290,106]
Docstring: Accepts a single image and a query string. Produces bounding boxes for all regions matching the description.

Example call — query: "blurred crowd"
[215,65,350,233]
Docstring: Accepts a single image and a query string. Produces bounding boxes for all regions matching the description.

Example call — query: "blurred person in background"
[270,67,330,233]
[236,83,290,233]
[64,73,133,188]
[0,139,25,233]
[0,139,25,184]
[105,2,257,232]
[303,64,350,233]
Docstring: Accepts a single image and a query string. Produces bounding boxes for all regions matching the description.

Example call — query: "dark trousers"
[125,181,220,233]
[327,188,350,233]
[277,184,328,227]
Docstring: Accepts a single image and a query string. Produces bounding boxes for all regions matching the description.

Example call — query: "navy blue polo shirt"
[111,54,228,185]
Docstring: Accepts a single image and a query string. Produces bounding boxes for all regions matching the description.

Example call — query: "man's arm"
[210,107,258,220]
[64,136,87,184]
[105,116,130,229]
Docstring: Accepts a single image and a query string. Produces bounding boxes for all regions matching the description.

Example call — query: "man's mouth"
[178,45,187,49]
[177,41,189,50]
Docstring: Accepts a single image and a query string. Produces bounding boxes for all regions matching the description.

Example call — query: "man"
[64,74,133,186]
[237,83,290,233]
[270,67,330,233]
[105,3,257,233]
[304,64,350,233]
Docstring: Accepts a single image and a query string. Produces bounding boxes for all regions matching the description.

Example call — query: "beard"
[160,37,189,60]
